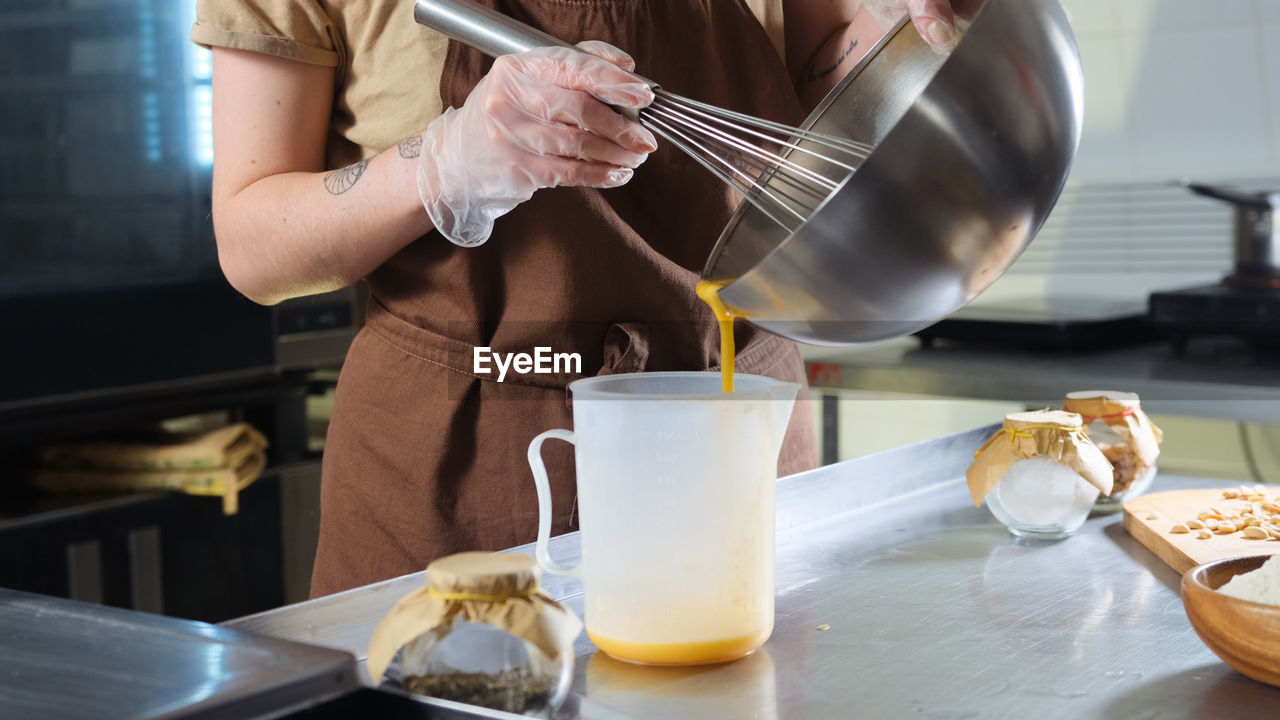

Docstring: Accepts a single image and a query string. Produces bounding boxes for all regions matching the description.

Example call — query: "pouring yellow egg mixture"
[585,278,756,667]
[696,278,737,393]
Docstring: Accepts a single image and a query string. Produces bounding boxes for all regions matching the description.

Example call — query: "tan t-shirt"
[191,0,784,169]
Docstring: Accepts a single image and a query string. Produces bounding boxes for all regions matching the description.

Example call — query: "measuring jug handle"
[527,429,582,578]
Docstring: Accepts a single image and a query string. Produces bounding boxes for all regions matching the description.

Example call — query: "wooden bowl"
[1182,555,1280,688]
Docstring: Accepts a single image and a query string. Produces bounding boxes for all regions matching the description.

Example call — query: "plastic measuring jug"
[527,371,799,666]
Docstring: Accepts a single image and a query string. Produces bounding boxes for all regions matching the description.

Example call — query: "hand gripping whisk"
[415,0,874,237]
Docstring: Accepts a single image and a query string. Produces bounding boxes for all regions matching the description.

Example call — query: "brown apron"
[311,0,818,598]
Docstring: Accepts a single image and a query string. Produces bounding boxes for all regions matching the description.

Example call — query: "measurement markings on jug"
[656,430,703,442]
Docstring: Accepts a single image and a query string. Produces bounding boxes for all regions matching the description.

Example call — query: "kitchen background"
[0,0,1276,622]
[819,0,1280,482]
[0,0,357,619]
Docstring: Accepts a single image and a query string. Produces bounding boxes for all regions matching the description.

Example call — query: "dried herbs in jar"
[367,552,582,716]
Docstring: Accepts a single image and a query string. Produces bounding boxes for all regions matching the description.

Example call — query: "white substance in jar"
[1218,555,1280,606]
[991,457,1100,526]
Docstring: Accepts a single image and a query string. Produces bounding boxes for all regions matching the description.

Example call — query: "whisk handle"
[414,0,654,120]
[414,0,576,57]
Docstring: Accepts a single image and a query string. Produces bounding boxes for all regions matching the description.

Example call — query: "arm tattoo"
[398,135,423,159]
[806,38,859,83]
[323,158,372,195]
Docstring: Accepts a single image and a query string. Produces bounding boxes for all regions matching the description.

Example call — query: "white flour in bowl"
[1218,555,1280,605]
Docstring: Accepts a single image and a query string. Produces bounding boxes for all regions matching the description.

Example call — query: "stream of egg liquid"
[695,278,736,393]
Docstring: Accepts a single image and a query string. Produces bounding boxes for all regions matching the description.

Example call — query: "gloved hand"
[862,0,959,52]
[416,41,657,247]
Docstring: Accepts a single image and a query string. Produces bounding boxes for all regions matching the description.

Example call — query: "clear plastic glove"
[862,0,959,52]
[417,41,657,247]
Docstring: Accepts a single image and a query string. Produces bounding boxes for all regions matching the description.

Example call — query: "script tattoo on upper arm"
[806,37,859,83]
[323,158,372,195]
[398,135,423,159]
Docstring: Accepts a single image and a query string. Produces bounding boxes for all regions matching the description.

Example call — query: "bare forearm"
[213,137,432,305]
[793,9,884,111]
[789,0,962,110]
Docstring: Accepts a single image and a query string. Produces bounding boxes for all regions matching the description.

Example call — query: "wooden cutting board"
[1123,488,1280,574]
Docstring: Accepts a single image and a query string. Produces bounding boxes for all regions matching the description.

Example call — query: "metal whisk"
[414,0,876,236]
[641,90,875,236]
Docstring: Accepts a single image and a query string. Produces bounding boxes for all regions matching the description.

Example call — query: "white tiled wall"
[1061,0,1280,182]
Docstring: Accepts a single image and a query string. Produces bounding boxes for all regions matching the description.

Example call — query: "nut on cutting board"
[1123,488,1280,574]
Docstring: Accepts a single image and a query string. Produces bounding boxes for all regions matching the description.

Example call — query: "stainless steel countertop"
[0,588,359,720]
[226,426,1280,718]
[801,338,1280,423]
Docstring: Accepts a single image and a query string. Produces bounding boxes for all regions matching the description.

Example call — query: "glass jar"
[986,457,1102,538]
[366,552,582,717]
[1063,391,1163,513]
[396,618,571,714]
[967,410,1116,539]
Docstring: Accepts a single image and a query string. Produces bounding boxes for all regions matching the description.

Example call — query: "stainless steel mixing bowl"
[705,0,1084,345]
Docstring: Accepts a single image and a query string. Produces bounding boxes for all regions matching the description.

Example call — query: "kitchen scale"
[1149,183,1280,351]
[921,182,1280,353]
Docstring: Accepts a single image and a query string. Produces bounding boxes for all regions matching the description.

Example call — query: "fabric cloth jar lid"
[1063,390,1163,466]
[427,551,540,598]
[966,410,1115,507]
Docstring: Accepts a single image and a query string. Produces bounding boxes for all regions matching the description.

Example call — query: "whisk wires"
[640,89,875,235]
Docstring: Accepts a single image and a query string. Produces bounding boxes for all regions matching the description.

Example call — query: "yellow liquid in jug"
[588,628,769,666]
[592,279,756,667]
[696,278,737,393]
